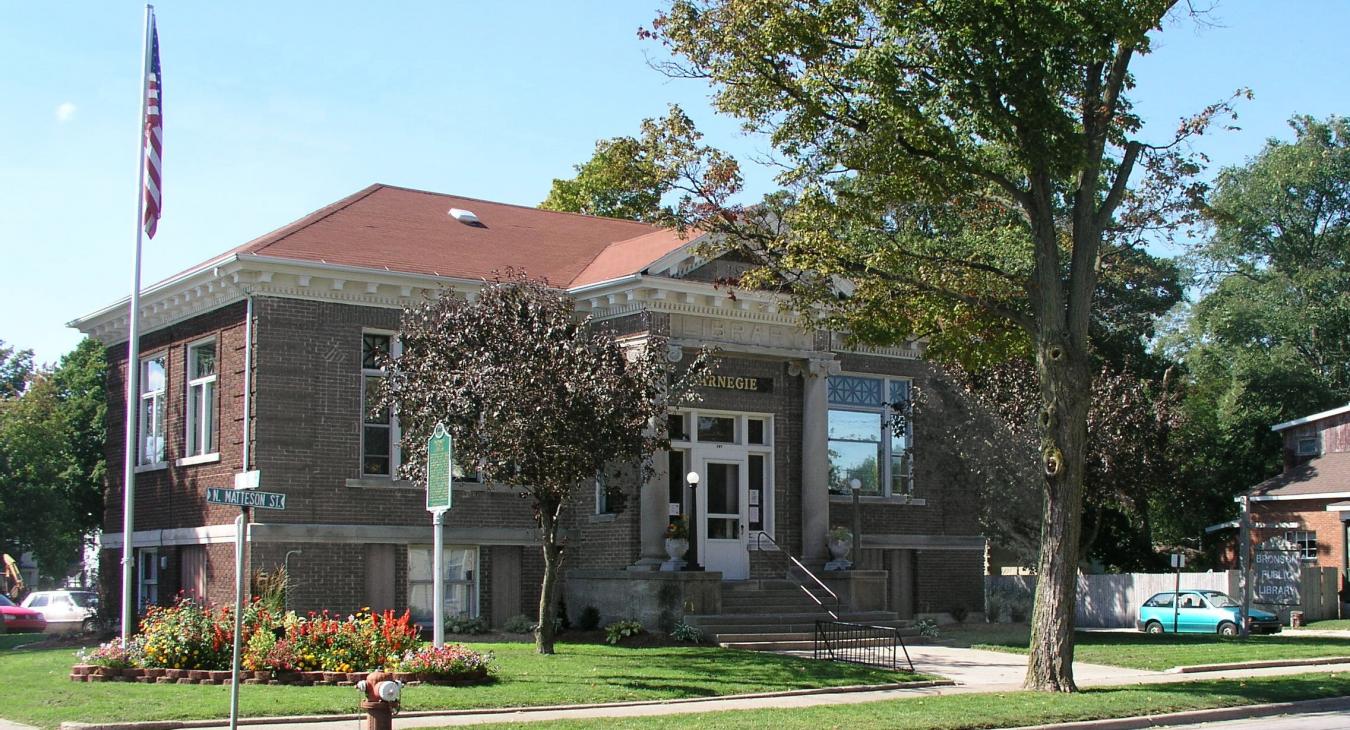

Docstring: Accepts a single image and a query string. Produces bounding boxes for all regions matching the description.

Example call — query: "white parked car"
[21,590,100,633]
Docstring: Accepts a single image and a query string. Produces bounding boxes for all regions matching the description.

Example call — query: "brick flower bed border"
[68,664,492,687]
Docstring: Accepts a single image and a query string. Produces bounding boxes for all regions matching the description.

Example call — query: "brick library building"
[74,184,996,641]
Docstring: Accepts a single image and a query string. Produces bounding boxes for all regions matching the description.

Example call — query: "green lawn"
[0,641,927,729]
[1299,619,1350,631]
[0,633,46,651]
[945,624,1350,671]
[466,673,1350,729]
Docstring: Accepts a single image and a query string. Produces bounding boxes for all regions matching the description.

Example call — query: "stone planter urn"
[665,538,689,560]
[662,537,690,572]
[825,531,853,571]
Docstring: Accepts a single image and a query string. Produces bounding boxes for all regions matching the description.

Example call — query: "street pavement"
[1154,709,1350,729]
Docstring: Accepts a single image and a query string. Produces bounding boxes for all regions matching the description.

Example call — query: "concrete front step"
[687,611,901,626]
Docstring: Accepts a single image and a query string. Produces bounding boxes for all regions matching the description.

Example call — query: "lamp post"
[686,471,701,570]
[848,478,863,566]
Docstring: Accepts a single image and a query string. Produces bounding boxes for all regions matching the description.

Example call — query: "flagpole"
[120,3,154,645]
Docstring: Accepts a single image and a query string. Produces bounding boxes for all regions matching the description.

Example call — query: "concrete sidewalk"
[56,649,1350,730]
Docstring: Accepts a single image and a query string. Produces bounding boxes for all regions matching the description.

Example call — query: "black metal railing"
[753,531,841,620]
[814,620,915,673]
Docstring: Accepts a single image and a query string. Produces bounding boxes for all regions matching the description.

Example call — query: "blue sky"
[2,1,1346,364]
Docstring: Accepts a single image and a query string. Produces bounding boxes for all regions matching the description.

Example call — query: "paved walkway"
[53,649,1350,730]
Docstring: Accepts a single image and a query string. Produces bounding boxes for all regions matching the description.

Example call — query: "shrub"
[397,644,494,680]
[242,628,277,671]
[604,619,644,645]
[670,621,703,643]
[577,606,601,631]
[502,614,534,634]
[445,614,490,635]
[77,639,135,669]
[914,618,940,638]
[138,597,234,670]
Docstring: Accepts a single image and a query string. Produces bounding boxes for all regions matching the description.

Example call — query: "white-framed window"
[407,545,478,624]
[826,374,913,497]
[1286,530,1318,561]
[668,409,775,537]
[137,548,159,612]
[361,331,400,477]
[184,339,218,457]
[1297,437,1320,456]
[138,355,167,466]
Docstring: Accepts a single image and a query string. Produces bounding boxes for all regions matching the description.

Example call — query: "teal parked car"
[1136,590,1282,636]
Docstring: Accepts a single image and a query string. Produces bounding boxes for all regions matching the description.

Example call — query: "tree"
[1154,116,1350,547]
[540,104,741,223]
[0,338,107,581]
[384,273,703,653]
[1189,115,1350,397]
[0,341,34,398]
[648,0,1234,690]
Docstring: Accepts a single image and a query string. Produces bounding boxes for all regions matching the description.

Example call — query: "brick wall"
[1251,499,1346,575]
[915,549,985,615]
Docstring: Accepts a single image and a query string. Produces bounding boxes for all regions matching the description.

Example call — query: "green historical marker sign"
[426,423,453,512]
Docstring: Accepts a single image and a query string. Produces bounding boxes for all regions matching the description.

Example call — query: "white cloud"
[55,102,77,123]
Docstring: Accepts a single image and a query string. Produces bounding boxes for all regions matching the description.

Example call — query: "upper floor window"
[1297,437,1320,457]
[361,332,399,477]
[1286,530,1317,561]
[827,374,913,497]
[185,340,218,457]
[138,355,167,466]
[595,471,613,515]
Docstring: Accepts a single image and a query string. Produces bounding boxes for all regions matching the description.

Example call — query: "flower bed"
[70,597,492,685]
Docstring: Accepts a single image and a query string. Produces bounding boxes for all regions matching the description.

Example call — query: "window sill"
[589,513,617,523]
[344,478,524,494]
[176,453,220,467]
[829,494,927,506]
[134,462,168,474]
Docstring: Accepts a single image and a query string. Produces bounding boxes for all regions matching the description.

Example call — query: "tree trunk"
[1024,342,1091,692]
[535,504,564,654]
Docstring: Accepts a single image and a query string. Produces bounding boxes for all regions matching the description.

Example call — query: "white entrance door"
[694,447,750,580]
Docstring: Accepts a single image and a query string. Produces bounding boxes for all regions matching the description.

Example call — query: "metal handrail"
[754,531,841,620]
[815,620,915,673]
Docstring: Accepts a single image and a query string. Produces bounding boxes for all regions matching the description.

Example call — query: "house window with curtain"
[185,340,218,457]
[407,546,478,624]
[138,355,167,466]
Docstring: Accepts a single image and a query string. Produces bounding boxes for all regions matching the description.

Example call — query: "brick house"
[73,183,997,636]
[1238,404,1350,589]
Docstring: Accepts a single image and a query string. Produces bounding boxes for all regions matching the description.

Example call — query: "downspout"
[242,293,253,471]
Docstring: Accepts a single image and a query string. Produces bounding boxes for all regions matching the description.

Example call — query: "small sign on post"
[426,423,454,649]
[427,423,453,513]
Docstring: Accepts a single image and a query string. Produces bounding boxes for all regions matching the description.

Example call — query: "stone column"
[632,450,671,571]
[799,357,838,563]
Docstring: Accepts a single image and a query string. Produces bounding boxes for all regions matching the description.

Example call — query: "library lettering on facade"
[74,184,996,633]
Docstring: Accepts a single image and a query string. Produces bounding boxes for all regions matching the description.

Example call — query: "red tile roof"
[205,184,693,287]
[1248,451,1350,499]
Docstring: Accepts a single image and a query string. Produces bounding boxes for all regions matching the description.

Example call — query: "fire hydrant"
[355,670,401,730]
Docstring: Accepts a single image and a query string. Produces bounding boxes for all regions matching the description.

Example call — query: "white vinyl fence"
[987,568,1340,628]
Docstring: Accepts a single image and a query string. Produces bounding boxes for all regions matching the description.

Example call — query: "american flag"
[142,15,163,238]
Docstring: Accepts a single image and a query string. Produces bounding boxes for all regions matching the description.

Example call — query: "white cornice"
[72,260,922,362]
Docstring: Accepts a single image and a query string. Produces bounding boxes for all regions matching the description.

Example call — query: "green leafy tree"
[540,104,741,223]
[1158,116,1350,546]
[648,0,1236,690]
[0,338,107,581]
[384,273,705,654]
[0,341,34,398]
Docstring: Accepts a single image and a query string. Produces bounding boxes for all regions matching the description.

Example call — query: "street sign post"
[426,423,454,647]
[210,473,283,730]
[206,487,287,510]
